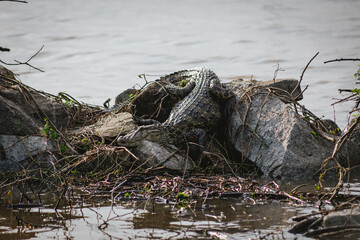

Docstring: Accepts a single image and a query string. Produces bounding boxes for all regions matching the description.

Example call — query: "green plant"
[177,191,190,207]
[311,131,319,139]
[354,64,360,80]
[351,88,360,95]
[41,118,57,139]
[60,144,69,153]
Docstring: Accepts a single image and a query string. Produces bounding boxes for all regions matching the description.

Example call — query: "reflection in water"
[0,0,359,127]
[0,199,317,239]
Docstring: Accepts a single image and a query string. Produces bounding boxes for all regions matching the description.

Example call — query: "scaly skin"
[117,67,234,147]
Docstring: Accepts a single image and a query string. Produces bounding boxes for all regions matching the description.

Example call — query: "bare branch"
[0,0,28,3]
[291,52,319,96]
[0,45,44,72]
[324,58,360,64]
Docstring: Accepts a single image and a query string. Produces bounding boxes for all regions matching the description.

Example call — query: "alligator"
[117,67,234,149]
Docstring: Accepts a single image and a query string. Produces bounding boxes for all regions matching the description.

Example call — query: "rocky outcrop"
[226,79,335,179]
[0,69,69,136]
[1,64,359,178]
[0,66,68,172]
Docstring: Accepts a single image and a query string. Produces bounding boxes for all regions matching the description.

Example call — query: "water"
[0,199,317,239]
[1,0,360,128]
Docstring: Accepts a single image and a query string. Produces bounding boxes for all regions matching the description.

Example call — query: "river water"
[1,1,360,239]
[1,0,360,128]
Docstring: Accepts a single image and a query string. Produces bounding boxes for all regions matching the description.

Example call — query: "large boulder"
[0,68,69,136]
[0,66,68,172]
[0,135,56,171]
[226,79,335,179]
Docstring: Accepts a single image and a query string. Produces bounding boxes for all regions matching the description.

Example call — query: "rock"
[0,66,68,172]
[227,80,335,179]
[133,140,195,171]
[115,88,138,105]
[73,112,137,138]
[225,78,303,103]
[347,116,360,145]
[337,116,360,170]
[258,78,303,102]
[130,79,181,122]
[320,119,341,136]
[323,207,360,227]
[0,65,15,80]
[289,207,360,236]
[0,68,69,136]
[0,135,56,171]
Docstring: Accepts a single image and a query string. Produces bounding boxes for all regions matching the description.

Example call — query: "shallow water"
[1,0,360,128]
[0,198,317,240]
[2,179,360,239]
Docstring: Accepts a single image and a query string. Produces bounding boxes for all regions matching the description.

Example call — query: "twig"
[0,0,27,2]
[324,58,360,64]
[292,52,319,96]
[272,63,283,82]
[0,45,44,72]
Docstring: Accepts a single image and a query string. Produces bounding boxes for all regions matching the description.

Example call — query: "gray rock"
[227,84,334,179]
[337,116,360,169]
[258,78,303,102]
[348,116,360,145]
[225,78,303,103]
[324,208,360,227]
[0,135,56,171]
[115,88,138,105]
[0,69,69,136]
[133,140,195,171]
